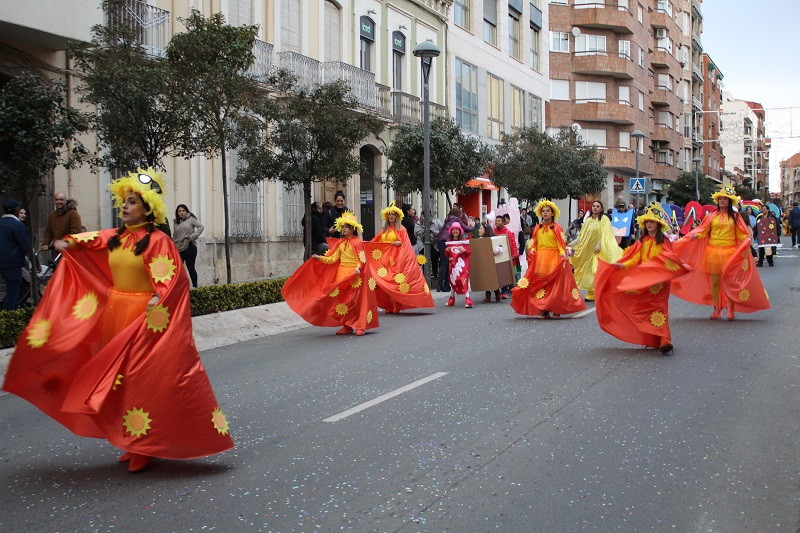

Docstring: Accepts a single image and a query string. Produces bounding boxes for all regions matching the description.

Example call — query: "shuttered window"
[323,1,340,61]
[281,0,301,52]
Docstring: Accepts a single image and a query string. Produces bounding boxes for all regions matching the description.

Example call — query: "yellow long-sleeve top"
[379,227,399,243]
[697,213,749,247]
[318,237,359,268]
[622,237,663,269]
[529,225,565,253]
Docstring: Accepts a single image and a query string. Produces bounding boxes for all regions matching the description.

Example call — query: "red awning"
[465,178,499,191]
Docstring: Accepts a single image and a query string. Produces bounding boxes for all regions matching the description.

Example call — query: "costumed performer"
[672,185,770,320]
[444,223,473,308]
[568,200,622,301]
[511,200,586,318]
[2,168,234,473]
[595,203,692,354]
[365,202,433,314]
[282,211,378,336]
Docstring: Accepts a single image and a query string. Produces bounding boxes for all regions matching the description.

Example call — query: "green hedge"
[0,277,288,349]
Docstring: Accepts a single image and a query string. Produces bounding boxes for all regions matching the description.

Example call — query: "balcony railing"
[105,0,171,57]
[393,91,420,124]
[691,63,704,82]
[245,38,274,82]
[277,51,322,92]
[691,32,703,51]
[376,84,393,117]
[321,61,377,108]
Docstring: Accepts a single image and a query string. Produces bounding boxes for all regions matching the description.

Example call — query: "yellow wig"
[334,211,364,235]
[535,199,560,221]
[380,201,404,222]
[109,167,167,225]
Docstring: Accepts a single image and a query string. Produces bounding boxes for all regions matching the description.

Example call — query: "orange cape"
[511,223,586,316]
[671,212,770,312]
[365,225,433,312]
[281,236,379,331]
[595,238,691,348]
[2,228,234,460]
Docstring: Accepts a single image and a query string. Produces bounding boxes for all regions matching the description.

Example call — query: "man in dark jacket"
[0,199,30,310]
[310,202,330,254]
[41,192,82,250]
[789,202,800,247]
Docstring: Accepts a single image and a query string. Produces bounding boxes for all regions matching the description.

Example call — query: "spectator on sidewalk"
[788,202,800,247]
[41,192,82,251]
[0,198,30,310]
[173,204,205,288]
[326,191,349,238]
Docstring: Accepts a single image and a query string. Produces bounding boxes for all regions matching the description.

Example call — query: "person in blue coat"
[0,198,31,310]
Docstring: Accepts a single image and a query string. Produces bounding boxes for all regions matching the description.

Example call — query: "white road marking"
[323,372,449,422]
[571,307,597,318]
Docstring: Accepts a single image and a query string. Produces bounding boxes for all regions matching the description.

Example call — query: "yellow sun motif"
[358,250,366,263]
[741,260,749,272]
[149,255,177,284]
[211,407,230,436]
[335,302,349,315]
[768,223,774,230]
[145,304,170,333]
[329,287,340,298]
[649,283,664,295]
[399,282,410,293]
[535,288,546,299]
[388,257,396,267]
[368,278,377,291]
[517,278,529,288]
[351,277,362,289]
[112,374,124,391]
[377,267,388,278]
[664,259,680,272]
[73,231,100,243]
[123,407,152,438]
[650,311,666,328]
[71,292,99,321]
[572,288,580,300]
[423,283,430,294]
[417,254,427,265]
[371,249,383,260]
[367,310,373,323]
[394,273,406,284]
[26,318,52,348]
[738,289,751,302]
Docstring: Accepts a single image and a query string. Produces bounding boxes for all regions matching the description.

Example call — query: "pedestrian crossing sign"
[630,178,645,194]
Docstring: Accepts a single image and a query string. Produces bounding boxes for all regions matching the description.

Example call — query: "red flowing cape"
[595,239,691,348]
[511,223,586,316]
[364,226,433,312]
[2,229,234,460]
[281,237,379,331]
[671,212,770,312]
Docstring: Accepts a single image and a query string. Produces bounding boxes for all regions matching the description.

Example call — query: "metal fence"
[280,183,304,237]
[105,0,170,57]
[228,150,264,237]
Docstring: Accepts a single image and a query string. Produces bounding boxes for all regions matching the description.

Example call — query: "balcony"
[245,39,274,82]
[692,0,703,19]
[571,3,634,34]
[652,124,682,145]
[692,32,703,51]
[691,63,704,83]
[653,161,679,181]
[572,100,639,124]
[692,96,702,110]
[604,148,654,175]
[651,10,680,34]
[692,128,704,146]
[572,52,636,79]
[650,47,681,73]
[651,86,681,109]
[105,0,170,57]
[321,61,377,109]
[278,51,322,92]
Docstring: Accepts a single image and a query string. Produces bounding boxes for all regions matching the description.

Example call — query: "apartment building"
[678,0,702,175]
[720,95,769,194]
[546,0,685,208]
[701,52,724,183]
[0,0,450,283]
[779,152,800,206]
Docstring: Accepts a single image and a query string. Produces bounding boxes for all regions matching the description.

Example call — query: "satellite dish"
[571,123,582,135]
[571,27,581,38]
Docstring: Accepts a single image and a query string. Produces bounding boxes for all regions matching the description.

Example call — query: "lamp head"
[412,41,441,59]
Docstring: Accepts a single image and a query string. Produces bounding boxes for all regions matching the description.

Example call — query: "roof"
[745,101,765,118]
[780,152,800,168]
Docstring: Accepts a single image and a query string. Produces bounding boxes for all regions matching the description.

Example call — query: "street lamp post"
[413,40,441,288]
[631,130,645,207]
[692,156,702,201]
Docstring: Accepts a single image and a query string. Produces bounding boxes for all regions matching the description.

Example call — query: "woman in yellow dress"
[568,200,622,301]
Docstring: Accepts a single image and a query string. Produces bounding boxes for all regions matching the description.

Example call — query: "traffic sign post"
[630,178,645,194]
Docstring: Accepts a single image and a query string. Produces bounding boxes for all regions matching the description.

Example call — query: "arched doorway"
[359,145,380,240]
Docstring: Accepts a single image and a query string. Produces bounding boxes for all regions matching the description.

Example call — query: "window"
[528,94,541,129]
[637,3,643,23]
[618,86,630,105]
[575,81,606,103]
[684,113,691,136]
[550,79,569,100]
[638,91,644,111]
[509,11,521,60]
[323,1,341,61]
[618,0,629,11]
[658,111,671,127]
[619,131,630,150]
[657,73,672,90]
[657,0,673,16]
[484,0,497,45]
[550,31,569,53]
[638,47,644,67]
[549,0,567,4]
[575,34,606,55]
[618,40,631,59]
[488,73,504,139]
[530,26,540,70]
[227,148,265,237]
[359,16,375,72]
[393,51,403,90]
[573,0,598,7]
[511,86,524,131]
[280,0,301,52]
[454,0,470,29]
[455,58,479,133]
[580,128,607,148]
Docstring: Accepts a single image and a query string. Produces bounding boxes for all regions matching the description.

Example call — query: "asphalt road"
[2,243,799,532]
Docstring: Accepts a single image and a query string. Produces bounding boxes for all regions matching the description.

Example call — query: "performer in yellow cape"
[568,199,622,300]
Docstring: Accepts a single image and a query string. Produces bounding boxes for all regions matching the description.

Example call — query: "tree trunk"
[220,147,233,284]
[303,180,312,260]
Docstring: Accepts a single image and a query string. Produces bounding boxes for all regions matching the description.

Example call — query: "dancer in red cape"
[511,200,585,318]
[2,169,234,473]
[672,185,770,320]
[364,202,433,314]
[282,211,379,336]
[595,203,692,353]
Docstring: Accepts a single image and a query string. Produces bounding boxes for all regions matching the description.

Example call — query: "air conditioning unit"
[656,28,667,39]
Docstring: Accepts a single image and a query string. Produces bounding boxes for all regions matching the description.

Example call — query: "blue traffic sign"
[630,178,645,194]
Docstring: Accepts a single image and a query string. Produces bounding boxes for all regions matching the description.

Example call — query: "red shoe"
[465,297,473,308]
[501,293,509,300]
[355,329,365,336]
[710,309,721,320]
[726,309,735,320]
[125,453,149,473]
[119,452,131,463]
[446,297,455,307]
[336,326,353,335]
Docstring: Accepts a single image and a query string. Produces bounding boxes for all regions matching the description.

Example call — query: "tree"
[491,127,605,204]
[236,77,383,260]
[663,171,718,207]
[384,117,489,200]
[734,183,768,203]
[70,0,183,172]
[167,10,259,283]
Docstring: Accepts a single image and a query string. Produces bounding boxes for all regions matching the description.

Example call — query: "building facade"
[779,152,800,206]
[701,52,724,183]
[720,94,769,195]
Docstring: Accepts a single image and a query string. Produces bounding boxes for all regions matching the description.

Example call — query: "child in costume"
[444,223,473,308]
[2,168,234,473]
[568,200,622,301]
[672,186,770,320]
[282,211,379,336]
[365,202,434,314]
[511,200,585,318]
[595,203,692,354]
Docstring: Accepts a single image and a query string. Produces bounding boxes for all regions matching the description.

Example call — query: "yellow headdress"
[109,167,167,225]
[334,211,364,234]
[711,185,740,205]
[534,199,560,221]
[380,201,404,222]
[635,202,670,232]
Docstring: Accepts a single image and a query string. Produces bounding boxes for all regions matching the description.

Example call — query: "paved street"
[2,243,800,532]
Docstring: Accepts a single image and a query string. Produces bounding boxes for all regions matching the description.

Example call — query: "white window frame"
[550,31,569,53]
[575,34,606,55]
[550,79,569,101]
